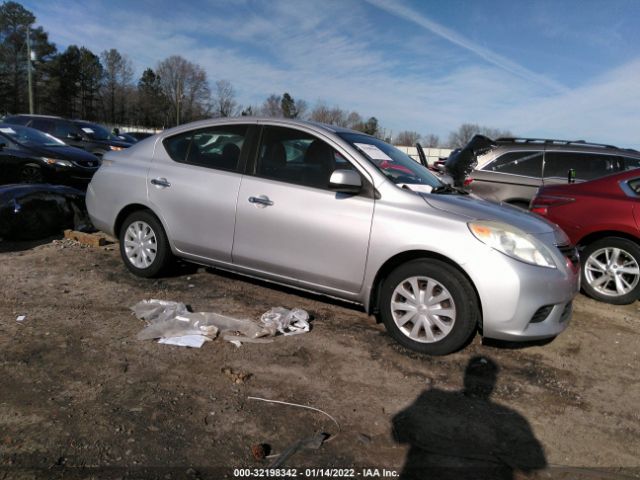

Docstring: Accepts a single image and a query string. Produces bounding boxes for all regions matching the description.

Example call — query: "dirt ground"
[0,236,638,480]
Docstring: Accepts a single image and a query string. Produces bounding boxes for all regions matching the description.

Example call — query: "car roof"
[159,116,369,138]
[477,137,640,167]
[6,114,63,120]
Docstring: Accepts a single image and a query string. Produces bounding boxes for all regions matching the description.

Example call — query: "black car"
[124,131,154,141]
[2,114,132,157]
[0,124,100,186]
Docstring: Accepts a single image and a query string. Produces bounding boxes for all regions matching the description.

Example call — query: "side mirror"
[329,169,362,194]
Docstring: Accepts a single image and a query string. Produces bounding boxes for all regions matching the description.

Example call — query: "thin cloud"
[364,0,568,93]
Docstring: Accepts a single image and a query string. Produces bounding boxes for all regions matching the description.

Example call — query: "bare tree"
[394,130,421,146]
[310,104,349,127]
[447,123,512,148]
[260,94,282,117]
[212,79,237,117]
[101,49,133,123]
[422,134,440,148]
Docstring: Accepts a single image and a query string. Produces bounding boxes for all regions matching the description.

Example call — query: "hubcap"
[124,221,157,269]
[585,247,639,297]
[390,276,456,343]
[21,166,42,183]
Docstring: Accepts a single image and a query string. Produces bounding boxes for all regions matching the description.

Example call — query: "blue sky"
[22,0,640,147]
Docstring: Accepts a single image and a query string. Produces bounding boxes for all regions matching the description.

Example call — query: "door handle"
[151,177,171,188]
[248,195,273,206]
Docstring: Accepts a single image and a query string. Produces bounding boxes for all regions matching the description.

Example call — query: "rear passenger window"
[163,125,247,172]
[623,156,640,170]
[255,126,352,189]
[544,152,617,180]
[628,178,640,194]
[485,151,543,177]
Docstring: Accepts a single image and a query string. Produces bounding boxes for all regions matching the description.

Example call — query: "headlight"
[110,146,124,151]
[468,220,557,269]
[42,157,73,167]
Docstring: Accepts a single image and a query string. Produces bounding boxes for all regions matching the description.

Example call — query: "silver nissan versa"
[86,118,580,355]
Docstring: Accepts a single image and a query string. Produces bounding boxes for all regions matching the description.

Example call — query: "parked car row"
[0,114,155,188]
[86,118,580,355]
[443,136,640,305]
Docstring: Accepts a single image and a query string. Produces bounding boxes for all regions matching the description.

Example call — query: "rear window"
[163,125,248,173]
[544,152,619,180]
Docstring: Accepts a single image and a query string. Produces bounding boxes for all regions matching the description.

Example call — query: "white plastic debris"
[16,315,26,322]
[260,307,310,336]
[130,300,310,348]
[158,335,211,348]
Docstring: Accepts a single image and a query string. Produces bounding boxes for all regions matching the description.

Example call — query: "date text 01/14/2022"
[232,468,399,478]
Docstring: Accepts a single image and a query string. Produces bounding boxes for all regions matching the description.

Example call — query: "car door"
[148,124,253,262]
[0,130,30,183]
[232,125,375,294]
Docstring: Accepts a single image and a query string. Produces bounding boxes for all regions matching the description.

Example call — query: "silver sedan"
[86,118,580,355]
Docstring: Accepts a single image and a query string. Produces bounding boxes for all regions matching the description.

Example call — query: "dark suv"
[2,114,132,158]
[450,138,640,208]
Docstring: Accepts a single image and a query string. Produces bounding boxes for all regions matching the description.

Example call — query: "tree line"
[0,1,512,146]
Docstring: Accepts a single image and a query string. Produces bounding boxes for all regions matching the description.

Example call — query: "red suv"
[531,169,640,304]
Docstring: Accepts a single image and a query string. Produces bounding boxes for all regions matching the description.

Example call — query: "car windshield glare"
[0,124,66,147]
[339,133,442,188]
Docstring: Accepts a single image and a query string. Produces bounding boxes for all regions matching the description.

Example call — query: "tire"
[119,210,173,278]
[378,259,479,355]
[20,163,44,183]
[580,237,640,304]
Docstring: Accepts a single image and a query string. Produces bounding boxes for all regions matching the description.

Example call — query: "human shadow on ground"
[392,356,547,480]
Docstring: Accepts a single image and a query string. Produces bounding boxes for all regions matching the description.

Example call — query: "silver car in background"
[86,118,580,355]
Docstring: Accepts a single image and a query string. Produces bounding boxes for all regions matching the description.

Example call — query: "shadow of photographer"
[392,356,547,479]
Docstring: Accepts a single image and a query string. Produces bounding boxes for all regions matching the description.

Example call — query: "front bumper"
[464,247,580,341]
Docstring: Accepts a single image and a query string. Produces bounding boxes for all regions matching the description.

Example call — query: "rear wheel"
[119,210,173,277]
[581,237,640,304]
[378,259,479,355]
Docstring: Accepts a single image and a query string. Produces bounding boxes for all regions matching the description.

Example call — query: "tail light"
[530,195,575,215]
[463,177,474,187]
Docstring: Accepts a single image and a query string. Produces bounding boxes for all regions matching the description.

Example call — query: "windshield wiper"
[431,184,468,195]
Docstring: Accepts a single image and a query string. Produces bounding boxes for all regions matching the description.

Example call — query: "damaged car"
[87,118,580,355]
[0,183,92,240]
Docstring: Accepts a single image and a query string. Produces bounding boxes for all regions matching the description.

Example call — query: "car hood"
[28,145,101,164]
[422,193,557,235]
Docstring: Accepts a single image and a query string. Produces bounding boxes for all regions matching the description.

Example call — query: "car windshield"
[338,132,442,189]
[0,124,66,147]
[77,123,115,141]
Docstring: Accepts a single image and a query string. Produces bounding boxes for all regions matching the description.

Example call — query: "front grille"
[531,305,553,323]
[73,159,99,168]
[560,301,572,323]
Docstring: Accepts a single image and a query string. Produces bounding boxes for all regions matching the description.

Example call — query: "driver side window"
[255,126,353,189]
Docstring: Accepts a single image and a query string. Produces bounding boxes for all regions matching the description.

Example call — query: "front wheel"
[119,210,173,278]
[378,259,479,355]
[20,163,44,183]
[581,237,640,304]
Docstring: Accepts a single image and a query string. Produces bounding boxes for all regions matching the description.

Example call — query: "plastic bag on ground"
[131,300,310,347]
[260,307,310,336]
